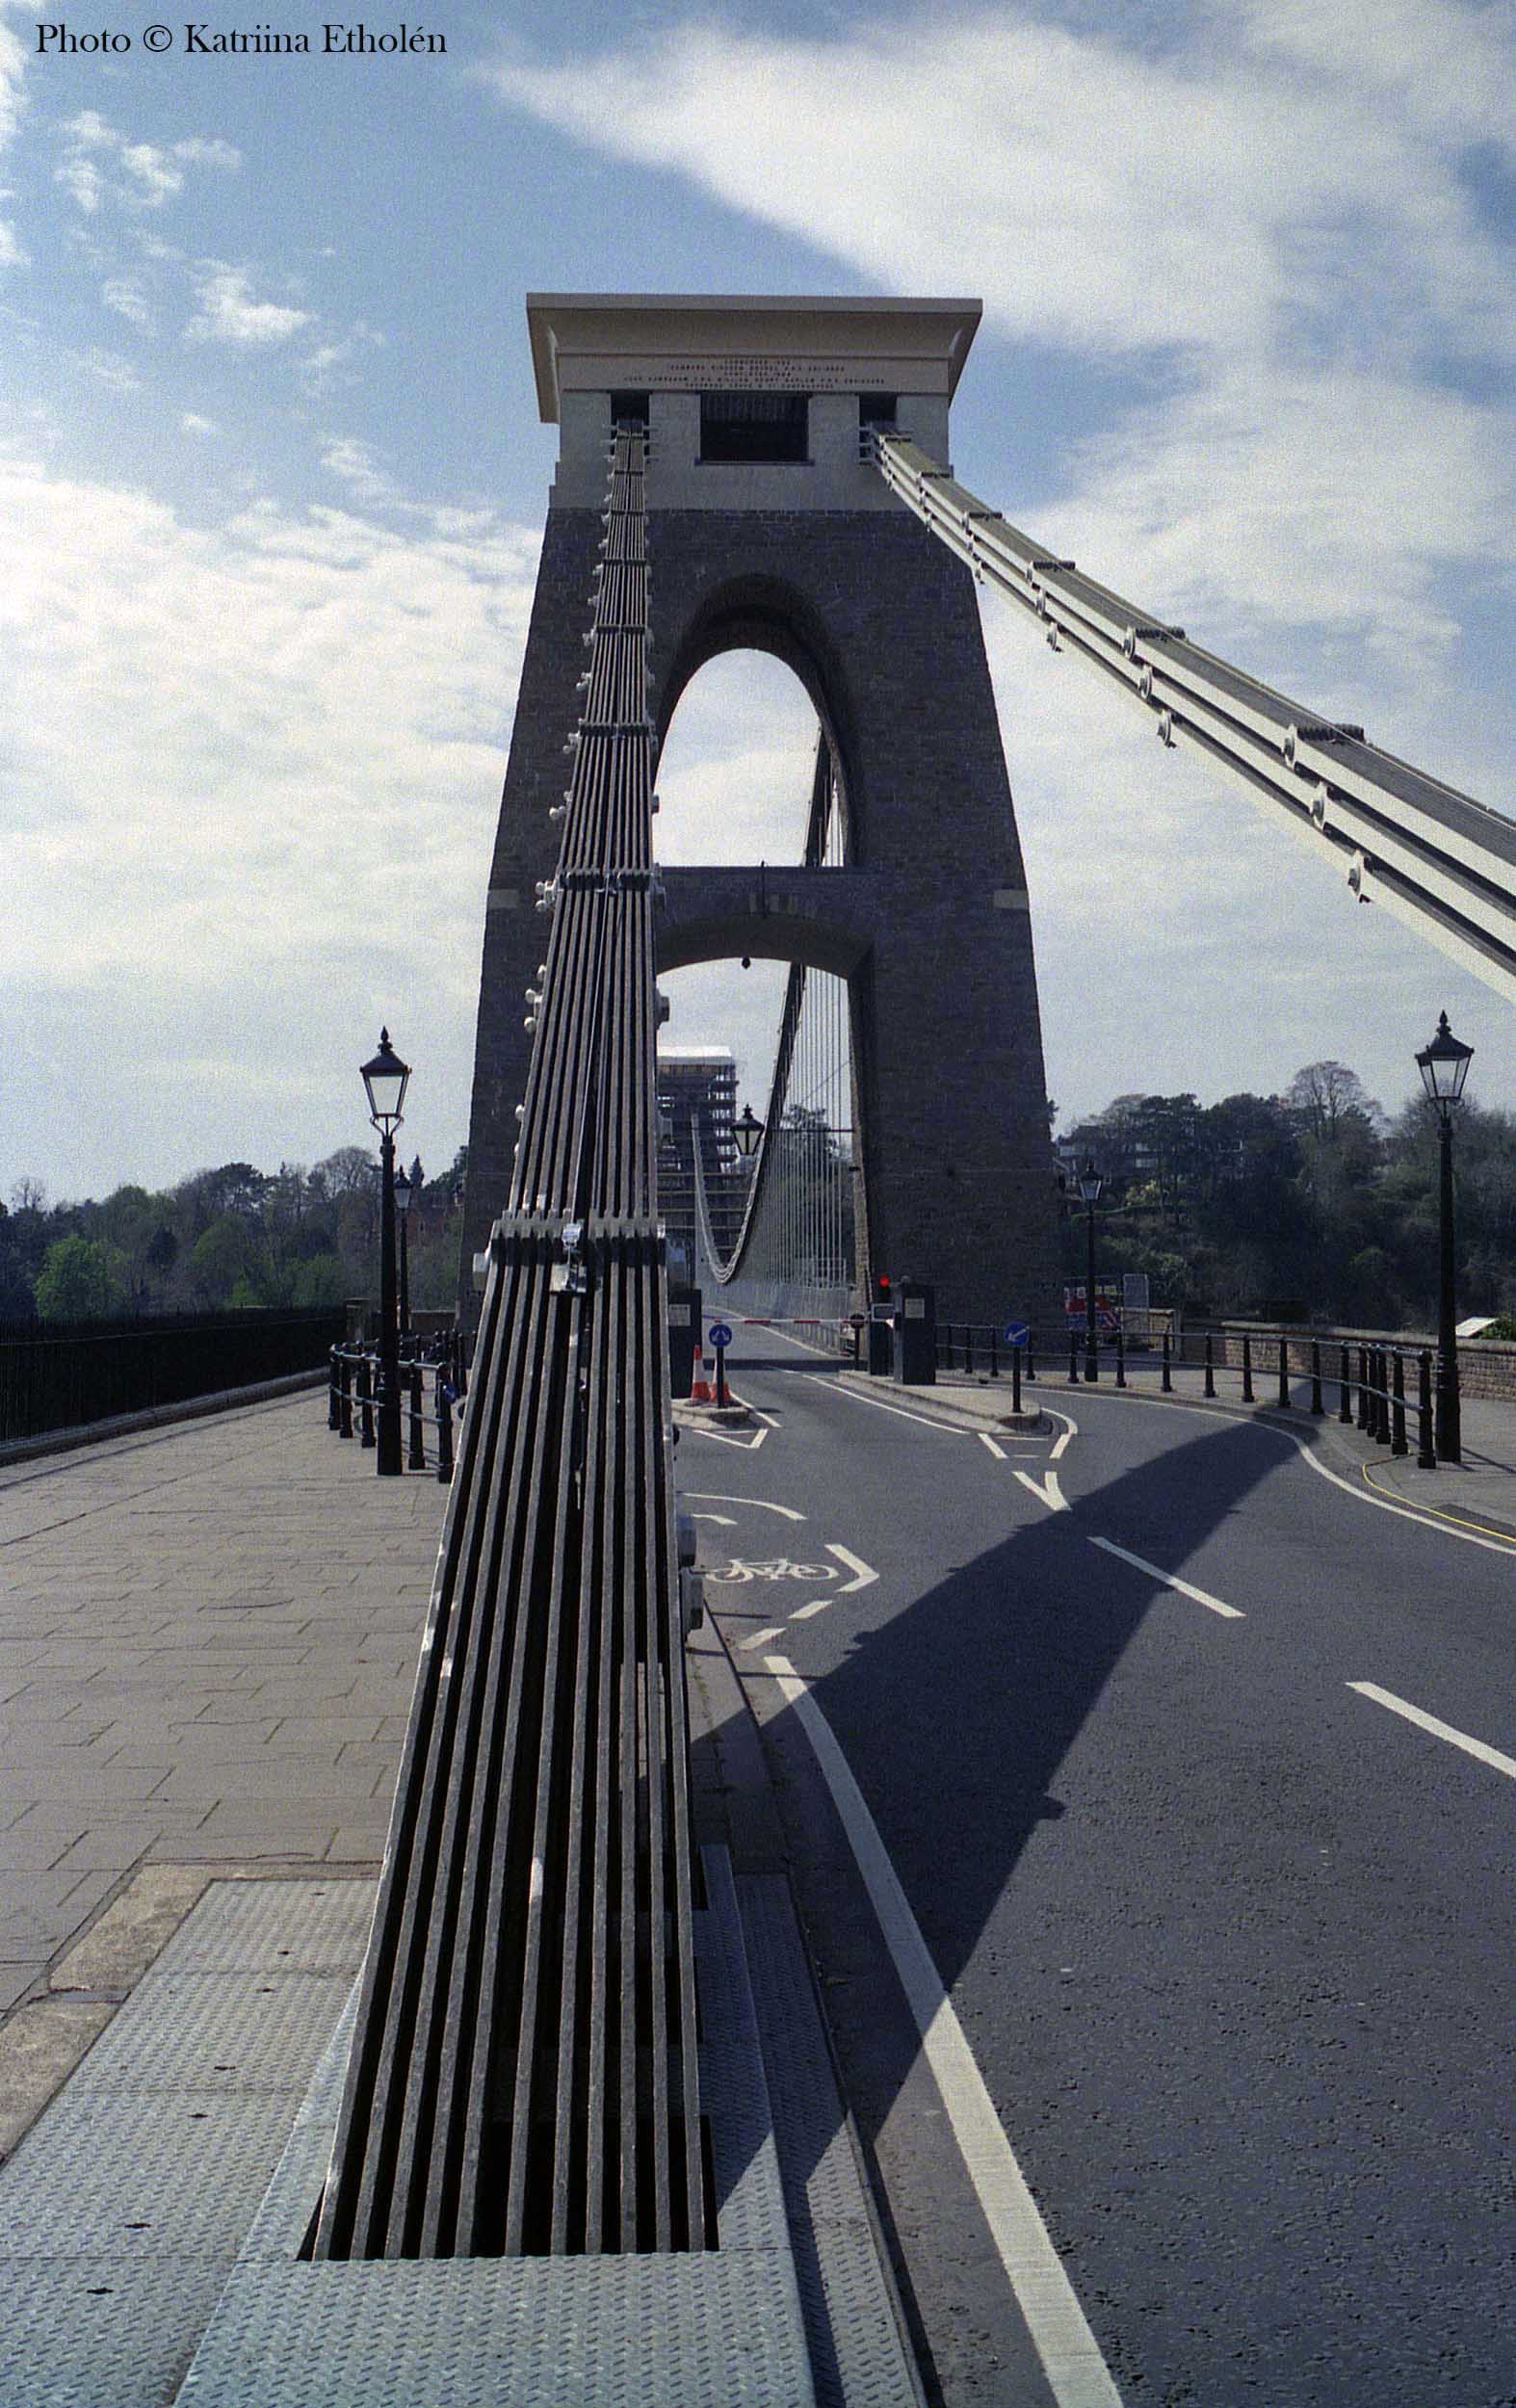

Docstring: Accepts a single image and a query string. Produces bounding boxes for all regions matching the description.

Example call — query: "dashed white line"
[764,1653,1124,2408]
[791,1599,830,1621]
[1087,1535,1244,1619]
[1348,1681,1516,1781]
[741,1626,786,1651]
[980,1432,1006,1460]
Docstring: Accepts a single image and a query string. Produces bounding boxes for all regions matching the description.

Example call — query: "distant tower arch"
[461,295,1061,1328]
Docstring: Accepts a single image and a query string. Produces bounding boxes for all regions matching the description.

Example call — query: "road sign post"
[708,1322,733,1407]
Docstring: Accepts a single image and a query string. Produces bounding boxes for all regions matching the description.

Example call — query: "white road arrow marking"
[980,1432,1006,1459]
[826,1543,878,1592]
[691,1511,736,1527]
[1015,1470,1068,1513]
[1087,1535,1243,1618]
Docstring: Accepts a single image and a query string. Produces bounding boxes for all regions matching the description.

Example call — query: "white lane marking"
[826,1542,878,1594]
[751,1406,782,1428]
[683,1493,806,1522]
[765,1654,1124,2408]
[688,1422,770,1451]
[980,1432,1006,1460]
[823,1381,974,1435]
[791,1599,830,1621]
[1348,1682,1516,1781]
[742,1626,786,1651]
[1087,1535,1245,1619]
[692,1511,736,1527]
[1047,1409,1077,1462]
[1015,1470,1069,1514]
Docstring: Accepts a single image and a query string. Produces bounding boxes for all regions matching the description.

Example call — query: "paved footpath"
[0,1391,445,2018]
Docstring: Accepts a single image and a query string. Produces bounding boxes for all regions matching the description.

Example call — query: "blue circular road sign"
[708,1322,734,1348]
[1005,1321,1031,1348]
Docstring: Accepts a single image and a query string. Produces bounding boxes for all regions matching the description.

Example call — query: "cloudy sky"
[3,0,1512,1201]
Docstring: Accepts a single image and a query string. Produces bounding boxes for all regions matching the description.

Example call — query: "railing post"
[964,1324,974,1376]
[1338,1343,1352,1425]
[1277,1336,1290,1411]
[408,1362,427,1471]
[1391,1351,1408,1457]
[1011,1348,1022,1413]
[1161,1330,1172,1392]
[358,1355,376,1449]
[1068,1331,1080,1384]
[436,1372,455,1484]
[1310,1340,1324,1417]
[1115,1328,1126,1388]
[1026,1336,1036,1383]
[338,1352,354,1440]
[1242,1332,1254,1401]
[327,1346,341,1431]
[1203,1332,1215,1398]
[1357,1346,1371,1430]
[1417,1350,1436,1469]
[988,1327,999,1379]
[1377,1348,1393,1446]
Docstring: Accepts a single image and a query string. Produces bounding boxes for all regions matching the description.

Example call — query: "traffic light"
[876,1272,893,1305]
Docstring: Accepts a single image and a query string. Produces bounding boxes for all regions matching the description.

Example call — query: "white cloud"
[101,275,153,330]
[54,153,103,213]
[118,141,183,207]
[79,347,140,392]
[172,135,241,170]
[187,264,310,347]
[0,456,542,1190]
[320,435,396,501]
[179,410,218,435]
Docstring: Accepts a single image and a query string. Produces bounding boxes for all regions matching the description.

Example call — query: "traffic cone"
[691,1358,714,1403]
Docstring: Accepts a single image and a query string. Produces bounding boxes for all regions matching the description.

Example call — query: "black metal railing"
[925,1319,1451,1466]
[327,1333,467,1482]
[0,1306,346,1444]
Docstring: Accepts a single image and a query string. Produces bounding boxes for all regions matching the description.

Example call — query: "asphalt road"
[680,1333,1516,2408]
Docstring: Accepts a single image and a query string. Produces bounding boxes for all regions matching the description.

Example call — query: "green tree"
[34,1235,124,1322]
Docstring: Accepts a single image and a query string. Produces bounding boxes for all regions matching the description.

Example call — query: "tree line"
[1056,1061,1516,1335]
[0,1147,468,1324]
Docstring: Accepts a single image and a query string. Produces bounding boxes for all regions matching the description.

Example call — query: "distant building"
[657,1047,747,1275]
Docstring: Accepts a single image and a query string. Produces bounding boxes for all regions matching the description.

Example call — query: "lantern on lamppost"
[360,1029,410,1478]
[1415,1011,1474,1464]
[733,1104,764,1160]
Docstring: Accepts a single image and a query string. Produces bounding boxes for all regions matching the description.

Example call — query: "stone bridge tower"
[461,294,1061,1329]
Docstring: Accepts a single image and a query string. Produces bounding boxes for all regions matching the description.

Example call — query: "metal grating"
[738,1872,927,2408]
[68,1973,353,2096]
[147,1879,375,1976]
[315,422,705,2263]
[175,1848,814,2406]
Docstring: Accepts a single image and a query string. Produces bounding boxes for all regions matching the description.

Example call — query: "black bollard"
[1026,1336,1036,1383]
[1391,1351,1408,1457]
[408,1362,427,1471]
[1377,1350,1394,1447]
[1068,1332,1080,1385]
[328,1347,342,1431]
[1357,1347,1371,1430]
[1338,1342,1352,1425]
[1277,1336,1290,1410]
[1242,1333,1254,1402]
[988,1327,999,1380]
[1011,1348,1022,1413]
[1161,1330,1172,1392]
[358,1355,376,1449]
[1115,1328,1126,1388]
[338,1351,353,1440]
[436,1374,455,1483]
[1204,1332,1216,1398]
[1310,1340,1324,1417]
[1417,1350,1436,1469]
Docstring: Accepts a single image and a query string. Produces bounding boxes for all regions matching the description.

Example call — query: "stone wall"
[1218,1320,1516,1403]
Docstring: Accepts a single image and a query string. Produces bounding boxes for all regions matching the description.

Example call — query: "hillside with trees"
[1057,1063,1515,1331]
[0,1149,468,1325]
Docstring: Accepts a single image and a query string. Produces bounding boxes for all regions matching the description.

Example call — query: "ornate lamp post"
[1077,1158,1104,1383]
[394,1165,413,1344]
[360,1029,410,1478]
[1415,1011,1474,1463]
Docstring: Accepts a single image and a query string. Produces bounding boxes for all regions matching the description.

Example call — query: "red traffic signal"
[876,1272,893,1301]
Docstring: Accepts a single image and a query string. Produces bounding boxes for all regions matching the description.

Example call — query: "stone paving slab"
[0,1392,446,2012]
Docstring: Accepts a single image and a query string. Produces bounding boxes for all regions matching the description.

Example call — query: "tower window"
[700,391,809,464]
[611,390,649,425]
[859,393,898,427]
